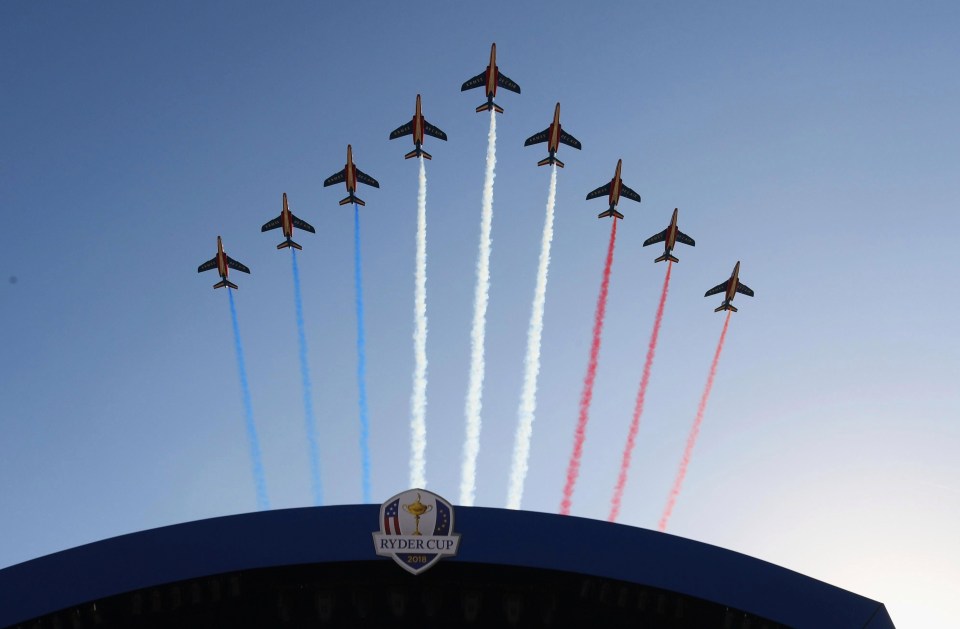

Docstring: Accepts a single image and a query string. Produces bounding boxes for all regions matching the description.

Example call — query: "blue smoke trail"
[226,288,270,510]
[291,249,323,506]
[353,203,372,502]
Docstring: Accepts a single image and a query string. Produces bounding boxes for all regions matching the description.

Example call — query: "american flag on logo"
[383,498,401,535]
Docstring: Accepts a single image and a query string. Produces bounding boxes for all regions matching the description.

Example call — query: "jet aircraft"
[586,159,642,219]
[197,236,250,290]
[704,261,754,312]
[389,94,448,160]
[323,145,380,206]
[643,208,695,262]
[461,43,520,114]
[524,103,581,168]
[261,192,315,250]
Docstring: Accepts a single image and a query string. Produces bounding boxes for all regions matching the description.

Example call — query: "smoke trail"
[353,203,372,503]
[659,311,732,531]
[460,109,497,506]
[560,218,619,516]
[609,261,673,522]
[226,288,270,510]
[410,156,429,489]
[506,165,558,510]
[290,249,323,506]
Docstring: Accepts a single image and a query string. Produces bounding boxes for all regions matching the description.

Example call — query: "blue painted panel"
[0,505,893,628]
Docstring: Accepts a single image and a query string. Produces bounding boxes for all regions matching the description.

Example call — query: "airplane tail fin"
[340,195,365,207]
[405,147,432,160]
[714,302,737,313]
[538,156,564,168]
[598,208,625,220]
[277,239,302,251]
[214,279,239,290]
[655,253,679,263]
[476,102,504,114]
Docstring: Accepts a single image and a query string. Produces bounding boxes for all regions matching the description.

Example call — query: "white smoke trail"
[410,156,429,489]
[460,109,497,506]
[506,165,557,510]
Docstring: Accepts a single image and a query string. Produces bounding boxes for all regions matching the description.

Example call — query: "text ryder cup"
[374,535,459,553]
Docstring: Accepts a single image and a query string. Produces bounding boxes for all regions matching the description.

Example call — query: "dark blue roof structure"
[0,505,894,628]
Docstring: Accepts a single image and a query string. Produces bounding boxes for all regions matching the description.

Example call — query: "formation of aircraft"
[200,42,756,311]
[704,261,754,312]
[461,43,521,114]
[261,193,315,251]
[586,159,643,220]
[197,236,250,290]
[323,144,380,207]
[643,208,695,263]
[524,103,581,168]
[389,94,448,160]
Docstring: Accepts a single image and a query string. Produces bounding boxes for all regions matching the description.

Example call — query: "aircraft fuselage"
[412,95,425,147]
[281,193,294,239]
[725,262,741,303]
[216,236,229,280]
[547,103,562,155]
[484,43,499,99]
[608,159,623,208]
[665,208,679,251]
[344,145,357,194]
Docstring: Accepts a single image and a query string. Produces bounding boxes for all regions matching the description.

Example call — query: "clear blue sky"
[2,2,958,625]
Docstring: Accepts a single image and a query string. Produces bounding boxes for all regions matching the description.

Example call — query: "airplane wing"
[461,72,485,91]
[261,216,282,232]
[735,281,754,297]
[524,128,549,146]
[323,169,346,187]
[643,229,668,247]
[558,130,582,150]
[389,121,413,140]
[197,257,217,273]
[704,280,729,297]
[586,182,611,200]
[423,120,448,141]
[292,215,316,234]
[225,256,251,274]
[497,73,521,94]
[355,167,380,188]
[675,230,696,246]
[620,183,642,203]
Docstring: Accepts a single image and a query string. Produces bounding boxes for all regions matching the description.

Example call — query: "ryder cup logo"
[372,489,460,575]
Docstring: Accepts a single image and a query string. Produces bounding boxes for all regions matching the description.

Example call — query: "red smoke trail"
[608,261,673,522]
[560,218,619,516]
[658,311,732,531]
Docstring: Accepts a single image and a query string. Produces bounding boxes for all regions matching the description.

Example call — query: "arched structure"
[0,505,894,628]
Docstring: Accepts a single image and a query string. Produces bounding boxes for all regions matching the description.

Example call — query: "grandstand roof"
[0,504,894,628]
